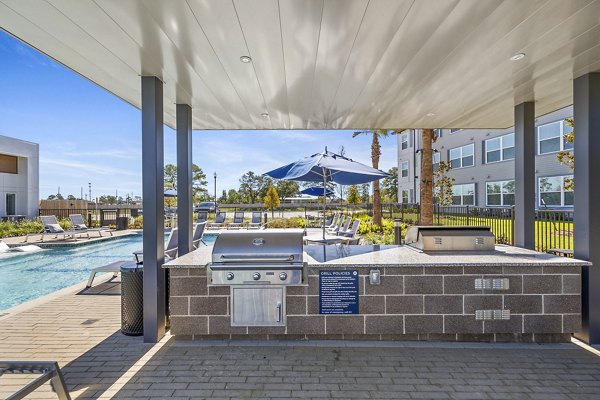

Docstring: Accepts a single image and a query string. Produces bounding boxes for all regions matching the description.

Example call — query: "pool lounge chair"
[196,211,208,224]
[86,260,130,288]
[327,216,349,235]
[133,227,179,264]
[227,211,245,229]
[247,211,262,229]
[193,222,208,249]
[29,215,79,242]
[69,214,113,238]
[325,212,339,228]
[207,212,226,230]
[336,219,361,244]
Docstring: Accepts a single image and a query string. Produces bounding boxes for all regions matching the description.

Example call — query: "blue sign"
[319,270,359,314]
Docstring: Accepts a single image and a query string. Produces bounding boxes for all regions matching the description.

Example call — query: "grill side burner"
[405,226,495,252]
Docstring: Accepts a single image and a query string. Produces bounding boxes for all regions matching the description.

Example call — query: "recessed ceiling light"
[426,112,436,117]
[240,55,252,63]
[510,53,525,61]
[260,112,269,118]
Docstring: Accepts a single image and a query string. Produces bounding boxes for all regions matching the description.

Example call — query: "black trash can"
[116,216,128,230]
[120,262,143,336]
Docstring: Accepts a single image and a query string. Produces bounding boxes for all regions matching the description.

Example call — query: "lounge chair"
[325,212,339,228]
[247,211,262,229]
[196,211,208,224]
[69,214,113,238]
[86,260,130,288]
[133,227,179,264]
[32,215,79,242]
[227,211,245,229]
[327,216,348,235]
[337,219,361,244]
[0,240,42,253]
[193,222,207,249]
[207,211,226,230]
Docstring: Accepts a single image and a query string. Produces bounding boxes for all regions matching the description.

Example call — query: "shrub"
[0,219,44,238]
[131,215,143,229]
[58,218,73,230]
[267,217,306,229]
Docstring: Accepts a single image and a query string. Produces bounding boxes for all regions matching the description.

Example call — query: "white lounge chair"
[133,227,179,264]
[0,240,42,253]
[69,214,113,238]
[30,215,78,242]
[86,260,130,288]
[193,222,207,249]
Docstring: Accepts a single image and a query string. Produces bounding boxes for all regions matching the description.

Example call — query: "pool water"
[0,233,216,312]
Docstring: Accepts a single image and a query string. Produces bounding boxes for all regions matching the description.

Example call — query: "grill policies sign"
[319,270,359,314]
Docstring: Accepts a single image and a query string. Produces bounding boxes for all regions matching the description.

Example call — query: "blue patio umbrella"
[164,188,177,197]
[300,186,335,197]
[265,148,389,238]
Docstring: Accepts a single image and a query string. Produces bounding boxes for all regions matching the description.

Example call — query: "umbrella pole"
[323,168,327,240]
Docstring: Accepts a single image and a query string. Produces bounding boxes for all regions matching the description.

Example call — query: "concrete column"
[514,102,535,250]
[176,104,193,255]
[141,76,165,343]
[573,72,600,344]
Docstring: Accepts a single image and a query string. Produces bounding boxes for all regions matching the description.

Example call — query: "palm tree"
[420,129,436,225]
[352,129,403,227]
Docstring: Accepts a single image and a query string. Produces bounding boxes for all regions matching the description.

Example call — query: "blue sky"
[0,30,397,199]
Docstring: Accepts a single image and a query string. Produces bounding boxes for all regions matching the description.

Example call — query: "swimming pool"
[0,233,216,312]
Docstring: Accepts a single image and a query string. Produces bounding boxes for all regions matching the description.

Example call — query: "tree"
[276,180,299,201]
[420,129,436,225]
[263,184,280,218]
[557,117,574,190]
[218,190,228,203]
[347,185,360,212]
[164,164,177,188]
[192,164,208,202]
[382,167,398,202]
[433,161,455,206]
[227,189,240,204]
[360,184,370,203]
[352,129,402,227]
[66,194,76,200]
[239,171,266,204]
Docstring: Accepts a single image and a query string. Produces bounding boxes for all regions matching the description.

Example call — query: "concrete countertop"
[163,244,591,268]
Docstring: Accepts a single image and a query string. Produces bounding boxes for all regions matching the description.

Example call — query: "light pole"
[213,172,217,208]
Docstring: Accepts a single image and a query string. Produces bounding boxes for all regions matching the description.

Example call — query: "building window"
[485,133,514,163]
[400,132,409,150]
[401,190,409,203]
[539,175,573,207]
[432,152,440,170]
[452,183,475,206]
[0,154,18,174]
[450,129,462,134]
[449,144,474,169]
[486,180,515,206]
[538,120,573,155]
[434,129,442,139]
[401,161,409,178]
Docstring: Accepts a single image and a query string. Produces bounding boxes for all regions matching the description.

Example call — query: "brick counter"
[167,261,583,342]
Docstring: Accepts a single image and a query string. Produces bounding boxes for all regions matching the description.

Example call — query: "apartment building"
[397,106,573,209]
[0,134,39,218]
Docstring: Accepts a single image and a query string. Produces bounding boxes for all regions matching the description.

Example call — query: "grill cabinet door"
[231,286,285,326]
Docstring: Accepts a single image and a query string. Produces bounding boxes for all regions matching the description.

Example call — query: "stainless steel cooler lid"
[211,229,305,265]
[405,225,495,252]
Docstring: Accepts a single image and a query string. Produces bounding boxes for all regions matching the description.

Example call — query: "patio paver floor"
[1,280,600,399]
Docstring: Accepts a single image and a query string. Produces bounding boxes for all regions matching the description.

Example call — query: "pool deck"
[1,229,140,248]
[1,277,600,399]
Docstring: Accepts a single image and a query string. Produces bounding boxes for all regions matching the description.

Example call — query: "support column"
[142,76,165,343]
[514,102,535,249]
[176,104,193,255]
[574,72,600,344]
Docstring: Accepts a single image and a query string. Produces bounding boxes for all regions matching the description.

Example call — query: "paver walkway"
[1,280,600,399]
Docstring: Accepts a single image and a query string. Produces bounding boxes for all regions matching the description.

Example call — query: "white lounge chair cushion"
[13,245,42,252]
[46,224,64,233]
[74,223,87,230]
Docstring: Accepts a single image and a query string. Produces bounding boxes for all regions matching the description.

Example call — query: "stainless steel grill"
[209,229,305,285]
[405,226,495,252]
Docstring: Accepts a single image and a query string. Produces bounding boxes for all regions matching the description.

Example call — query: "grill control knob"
[252,272,261,280]
[226,272,234,281]
[279,272,288,281]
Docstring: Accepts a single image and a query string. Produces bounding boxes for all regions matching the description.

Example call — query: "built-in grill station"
[209,229,306,327]
[405,226,496,252]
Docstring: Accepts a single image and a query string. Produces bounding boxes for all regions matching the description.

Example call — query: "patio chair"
[327,216,348,235]
[133,227,179,264]
[86,260,130,288]
[196,211,208,224]
[227,211,245,229]
[207,211,226,230]
[325,212,339,228]
[33,215,79,242]
[337,219,361,244]
[69,214,113,238]
[247,211,262,229]
[193,221,208,249]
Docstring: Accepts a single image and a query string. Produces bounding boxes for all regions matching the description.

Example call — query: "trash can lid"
[120,261,141,272]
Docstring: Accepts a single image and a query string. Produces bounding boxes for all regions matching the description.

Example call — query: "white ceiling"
[0,0,599,130]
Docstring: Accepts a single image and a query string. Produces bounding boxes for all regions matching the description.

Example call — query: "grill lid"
[405,226,495,252]
[211,229,304,264]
